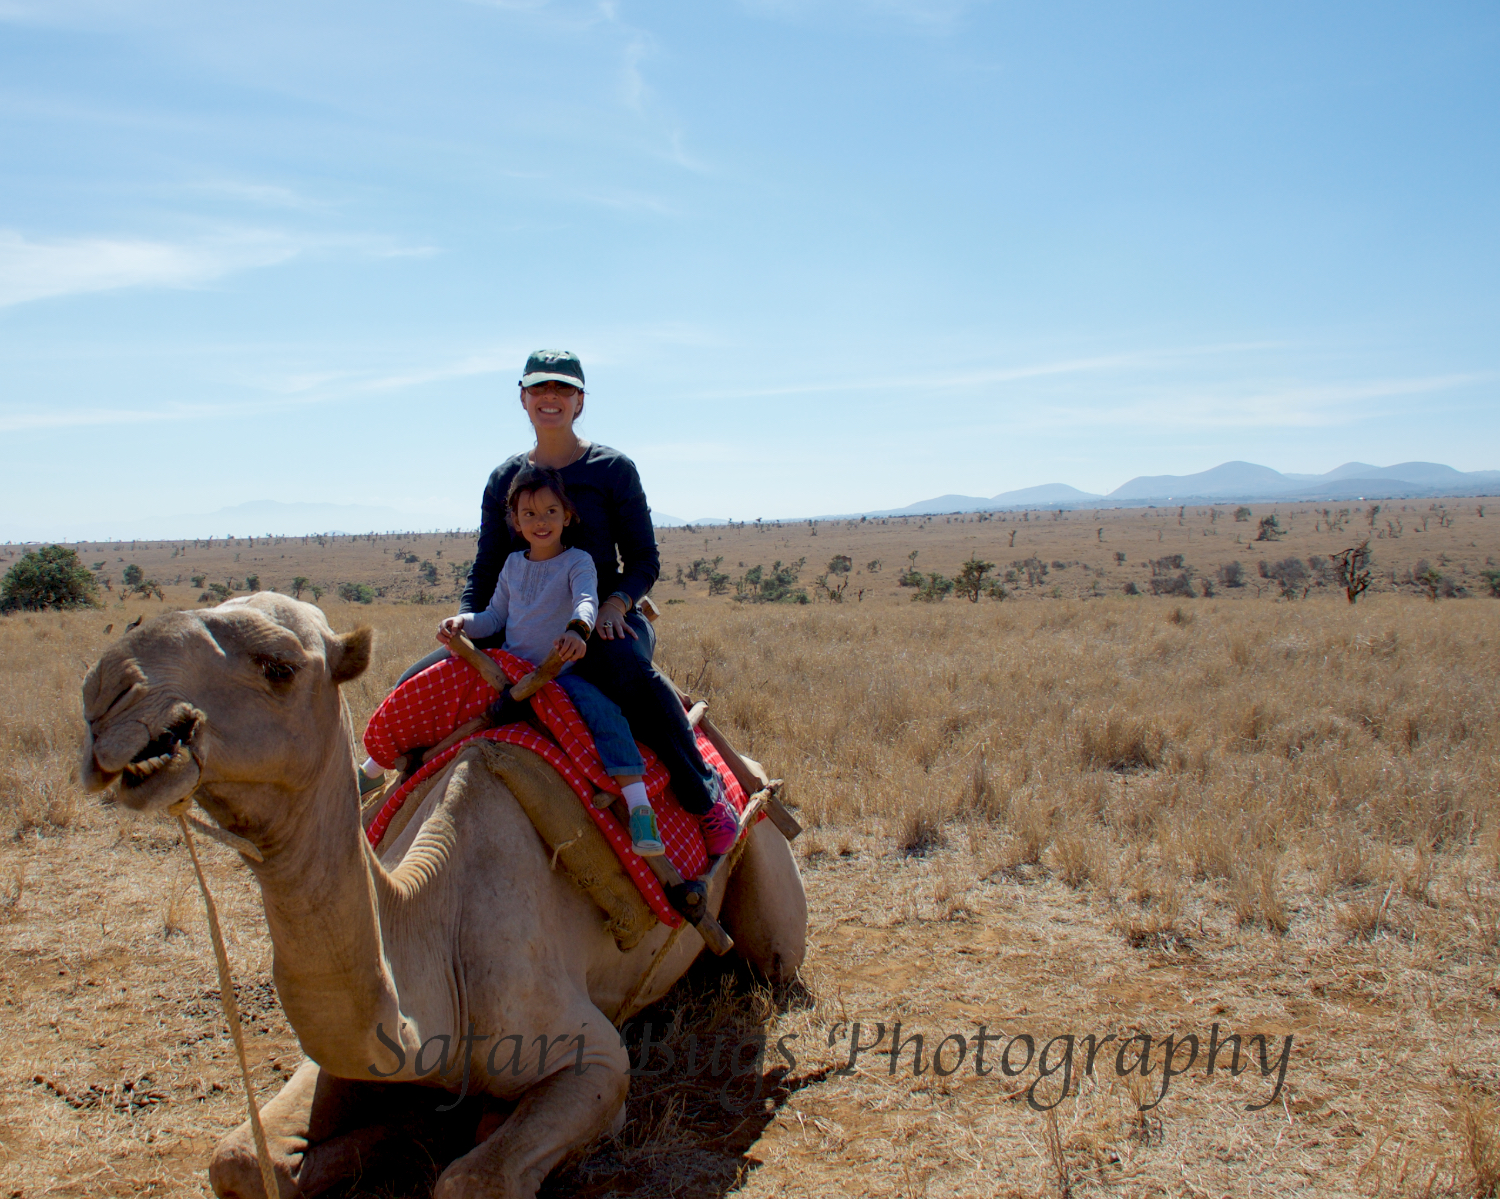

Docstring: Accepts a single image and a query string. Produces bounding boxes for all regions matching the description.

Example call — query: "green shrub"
[339,582,376,604]
[733,559,808,604]
[1,545,101,612]
[1255,515,1283,542]
[912,572,955,602]
[954,556,996,602]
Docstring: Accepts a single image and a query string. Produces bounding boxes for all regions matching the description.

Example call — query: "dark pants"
[395,613,717,815]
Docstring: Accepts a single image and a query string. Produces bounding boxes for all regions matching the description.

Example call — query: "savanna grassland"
[1,500,1498,1198]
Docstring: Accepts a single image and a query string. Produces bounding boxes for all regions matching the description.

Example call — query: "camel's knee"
[209,1127,297,1199]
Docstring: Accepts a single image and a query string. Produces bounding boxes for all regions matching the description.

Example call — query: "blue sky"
[2,0,1497,536]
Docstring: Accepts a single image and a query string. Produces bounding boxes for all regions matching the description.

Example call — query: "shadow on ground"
[324,954,818,1199]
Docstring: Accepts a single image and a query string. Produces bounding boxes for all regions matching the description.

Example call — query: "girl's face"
[513,486,570,557]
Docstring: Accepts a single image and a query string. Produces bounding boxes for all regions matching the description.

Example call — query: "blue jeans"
[555,673,644,778]
[570,610,720,816]
[396,613,718,814]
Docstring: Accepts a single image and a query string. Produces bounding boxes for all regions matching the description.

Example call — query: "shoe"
[358,769,386,796]
[629,806,665,857]
[699,797,739,857]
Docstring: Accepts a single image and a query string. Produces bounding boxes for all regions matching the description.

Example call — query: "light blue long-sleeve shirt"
[461,547,597,670]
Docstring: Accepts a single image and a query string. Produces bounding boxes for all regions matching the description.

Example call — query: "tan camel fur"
[81,594,807,1198]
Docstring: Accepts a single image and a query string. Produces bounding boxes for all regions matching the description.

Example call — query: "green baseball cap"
[519,349,585,390]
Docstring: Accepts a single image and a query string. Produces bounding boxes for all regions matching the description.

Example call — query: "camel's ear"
[330,627,374,684]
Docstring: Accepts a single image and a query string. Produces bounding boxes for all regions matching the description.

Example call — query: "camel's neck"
[239,705,418,1078]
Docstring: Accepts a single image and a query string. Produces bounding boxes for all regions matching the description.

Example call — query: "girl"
[393,349,740,858]
[437,464,666,857]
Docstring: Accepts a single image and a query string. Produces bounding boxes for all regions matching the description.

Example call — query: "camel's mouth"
[111,714,203,810]
[121,718,197,788]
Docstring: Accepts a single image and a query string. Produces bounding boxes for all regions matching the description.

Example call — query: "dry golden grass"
[2,509,1500,1197]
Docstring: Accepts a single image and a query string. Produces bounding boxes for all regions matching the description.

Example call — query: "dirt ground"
[2,503,1498,1198]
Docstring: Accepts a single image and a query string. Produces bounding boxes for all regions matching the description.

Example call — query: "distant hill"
[1104,460,1500,503]
[831,460,1500,521]
[1107,461,1290,501]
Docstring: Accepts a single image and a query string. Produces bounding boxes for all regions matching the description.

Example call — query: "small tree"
[954,556,996,602]
[122,563,144,588]
[826,555,853,575]
[912,572,954,602]
[191,573,207,589]
[310,585,325,602]
[1262,557,1308,599]
[1234,507,1252,522]
[1255,515,1283,542]
[866,559,883,573]
[245,573,261,591]
[339,582,376,604]
[1478,568,1500,597]
[1217,561,1246,588]
[292,576,310,599]
[734,559,808,604]
[1416,566,1443,602]
[1332,541,1372,605]
[1,545,100,612]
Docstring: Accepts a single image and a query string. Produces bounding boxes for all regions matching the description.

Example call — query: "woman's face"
[521,382,584,433]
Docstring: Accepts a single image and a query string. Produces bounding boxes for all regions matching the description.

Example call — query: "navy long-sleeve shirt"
[460,444,660,617]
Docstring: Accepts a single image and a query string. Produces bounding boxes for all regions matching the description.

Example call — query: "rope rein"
[170,800,280,1199]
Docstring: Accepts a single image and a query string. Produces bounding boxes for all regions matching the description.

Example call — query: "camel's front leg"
[433,1031,630,1199]
[209,1060,412,1198]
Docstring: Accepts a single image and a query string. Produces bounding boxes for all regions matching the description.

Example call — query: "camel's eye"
[255,656,297,684]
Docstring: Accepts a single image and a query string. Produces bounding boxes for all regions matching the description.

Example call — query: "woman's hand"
[596,598,638,641]
[554,630,587,662]
[437,615,465,644]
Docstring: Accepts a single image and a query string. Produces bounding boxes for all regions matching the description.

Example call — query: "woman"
[397,349,738,854]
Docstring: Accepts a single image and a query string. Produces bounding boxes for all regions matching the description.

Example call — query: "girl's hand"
[437,615,465,644]
[555,630,587,661]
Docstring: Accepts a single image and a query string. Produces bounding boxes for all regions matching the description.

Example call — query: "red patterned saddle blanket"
[361,649,747,927]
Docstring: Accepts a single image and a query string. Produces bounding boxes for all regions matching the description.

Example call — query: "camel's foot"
[209,1061,454,1199]
[433,1060,629,1199]
[208,1135,299,1199]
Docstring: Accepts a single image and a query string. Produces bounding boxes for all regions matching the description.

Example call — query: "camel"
[81,593,806,1198]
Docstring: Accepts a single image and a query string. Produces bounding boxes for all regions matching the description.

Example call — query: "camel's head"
[81,594,373,824]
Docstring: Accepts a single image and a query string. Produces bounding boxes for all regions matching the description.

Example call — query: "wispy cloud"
[1050,373,1492,431]
[0,227,440,309]
[187,179,328,211]
[0,228,302,308]
[259,352,515,398]
[577,187,681,216]
[738,0,986,34]
[0,348,521,433]
[689,342,1287,400]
